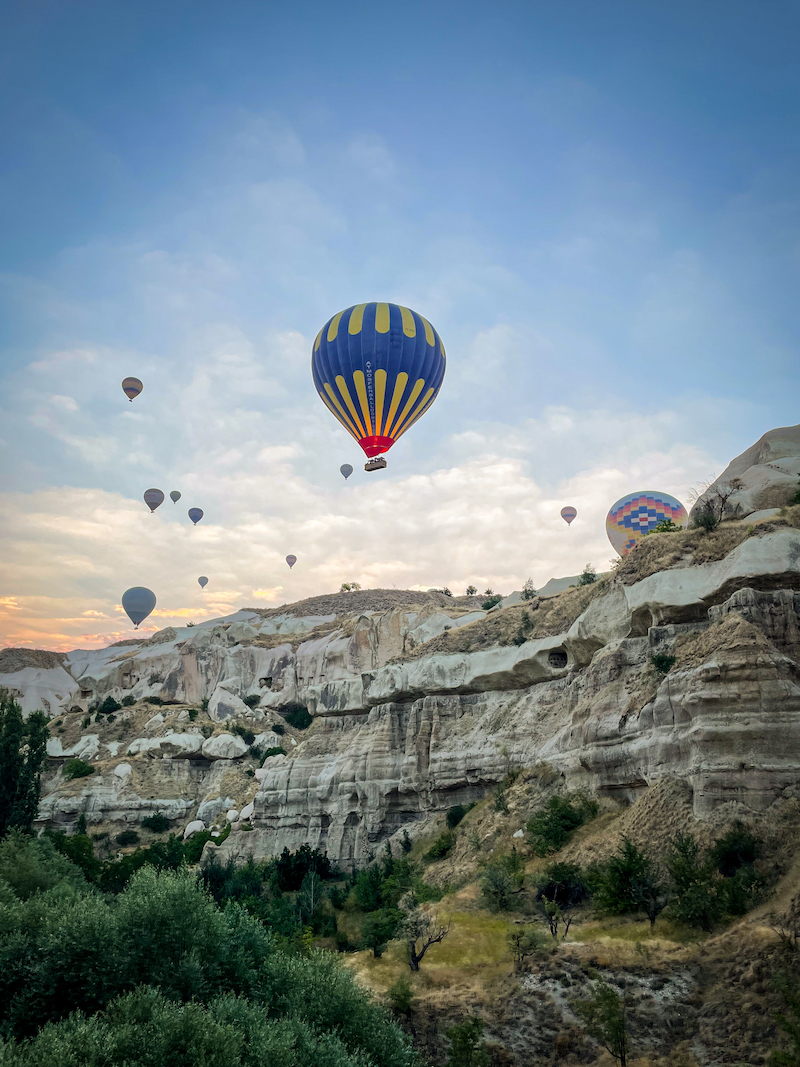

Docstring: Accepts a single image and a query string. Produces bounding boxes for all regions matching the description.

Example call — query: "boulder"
[208,688,250,723]
[183,820,205,840]
[127,733,204,759]
[201,733,249,760]
[197,797,236,823]
[226,809,240,823]
[240,802,254,821]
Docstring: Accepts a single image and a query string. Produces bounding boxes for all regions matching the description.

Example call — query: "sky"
[1,0,798,651]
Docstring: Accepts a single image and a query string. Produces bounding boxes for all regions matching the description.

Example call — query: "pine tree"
[0,691,49,838]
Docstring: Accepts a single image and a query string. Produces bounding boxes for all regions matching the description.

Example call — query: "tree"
[0,691,48,838]
[591,839,669,928]
[465,585,477,596]
[667,832,722,931]
[574,982,630,1067]
[690,477,745,531]
[361,908,402,957]
[507,925,547,970]
[386,974,414,1015]
[402,908,450,971]
[540,896,574,940]
[481,862,523,912]
[526,794,598,855]
[446,1017,490,1067]
[521,578,537,600]
[577,564,597,586]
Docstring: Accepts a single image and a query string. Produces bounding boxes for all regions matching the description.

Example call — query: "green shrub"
[446,804,468,829]
[791,479,800,507]
[446,1017,490,1067]
[645,518,684,534]
[589,839,669,927]
[121,695,136,707]
[693,504,720,532]
[242,694,261,709]
[116,830,140,847]
[81,716,91,728]
[98,696,121,715]
[480,860,523,912]
[63,758,95,781]
[481,594,503,610]
[282,705,312,730]
[200,697,209,712]
[667,832,722,931]
[400,829,412,854]
[493,783,509,814]
[711,821,759,877]
[536,861,589,909]
[577,564,597,586]
[386,974,414,1014]
[424,830,455,861]
[651,652,676,674]
[188,708,198,721]
[232,724,256,745]
[521,578,537,600]
[141,813,170,833]
[274,844,337,892]
[271,722,285,735]
[465,585,477,596]
[526,794,598,856]
[148,674,161,685]
[0,831,87,900]
[262,746,284,759]
[147,696,163,706]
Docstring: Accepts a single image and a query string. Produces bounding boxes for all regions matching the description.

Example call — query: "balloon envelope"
[122,376,143,402]
[198,576,208,588]
[312,303,446,459]
[340,464,353,480]
[121,586,156,628]
[170,491,181,503]
[188,508,204,525]
[286,555,297,568]
[560,506,578,526]
[606,491,688,556]
[144,488,165,513]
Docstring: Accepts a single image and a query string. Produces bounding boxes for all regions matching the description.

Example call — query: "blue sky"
[1,0,798,648]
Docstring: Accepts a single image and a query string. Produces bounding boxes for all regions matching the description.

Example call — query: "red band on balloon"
[358,435,395,458]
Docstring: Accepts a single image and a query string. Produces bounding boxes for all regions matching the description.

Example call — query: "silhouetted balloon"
[144,489,165,513]
[121,587,156,628]
[286,555,297,569]
[170,491,181,503]
[188,508,204,525]
[340,464,353,480]
[606,491,688,556]
[198,576,208,588]
[312,303,446,460]
[561,506,577,526]
[122,377,143,402]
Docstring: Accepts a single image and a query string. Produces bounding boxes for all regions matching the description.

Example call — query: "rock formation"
[2,429,799,869]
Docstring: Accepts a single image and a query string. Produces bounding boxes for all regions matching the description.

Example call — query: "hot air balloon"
[188,508,204,525]
[121,587,156,628]
[561,506,577,526]
[312,303,446,471]
[144,489,165,513]
[286,555,297,569]
[170,491,181,503]
[122,377,143,402]
[606,491,688,556]
[198,576,208,588]
[340,464,353,480]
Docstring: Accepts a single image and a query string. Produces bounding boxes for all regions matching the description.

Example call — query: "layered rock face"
[3,510,800,870]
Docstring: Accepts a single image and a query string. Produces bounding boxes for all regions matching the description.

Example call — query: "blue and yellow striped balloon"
[312,302,446,459]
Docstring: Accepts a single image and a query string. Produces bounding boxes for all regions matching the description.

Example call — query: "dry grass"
[0,647,67,671]
[242,587,466,620]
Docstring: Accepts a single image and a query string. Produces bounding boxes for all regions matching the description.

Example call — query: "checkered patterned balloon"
[606,491,688,556]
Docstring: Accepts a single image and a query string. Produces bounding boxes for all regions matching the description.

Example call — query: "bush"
[81,716,91,728]
[98,696,121,715]
[446,1017,490,1067]
[242,694,261,709]
[121,695,136,707]
[791,478,800,507]
[424,830,455,861]
[147,697,163,706]
[521,578,537,600]
[589,839,669,927]
[693,504,720,532]
[446,804,468,829]
[480,860,523,912]
[141,813,170,833]
[711,821,759,877]
[188,708,198,722]
[667,832,722,931]
[282,705,312,731]
[262,746,284,759]
[526,794,598,856]
[148,674,161,685]
[465,586,477,596]
[651,653,676,675]
[116,830,140,847]
[481,594,503,610]
[232,724,256,745]
[400,829,412,854]
[63,758,95,781]
[386,974,414,1014]
[577,564,597,586]
[274,844,337,892]
[645,518,684,534]
[271,722,285,735]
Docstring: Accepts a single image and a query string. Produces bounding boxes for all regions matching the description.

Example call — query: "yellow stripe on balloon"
[321,390,360,441]
[348,303,367,334]
[353,370,373,436]
[394,388,435,439]
[419,316,435,346]
[327,311,344,342]
[314,329,322,352]
[399,306,416,337]
[335,375,366,438]
[388,378,425,439]
[383,372,409,437]
[374,369,387,434]
[324,383,361,439]
[375,302,390,333]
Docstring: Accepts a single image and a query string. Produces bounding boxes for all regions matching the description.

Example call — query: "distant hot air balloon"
[121,587,156,628]
[312,303,446,470]
[144,489,165,513]
[122,377,143,402]
[170,491,181,503]
[340,464,353,480]
[606,491,688,556]
[561,506,578,526]
[286,555,297,569]
[188,508,204,525]
[198,576,208,588]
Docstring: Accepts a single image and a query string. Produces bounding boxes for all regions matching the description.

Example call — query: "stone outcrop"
[3,429,800,868]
